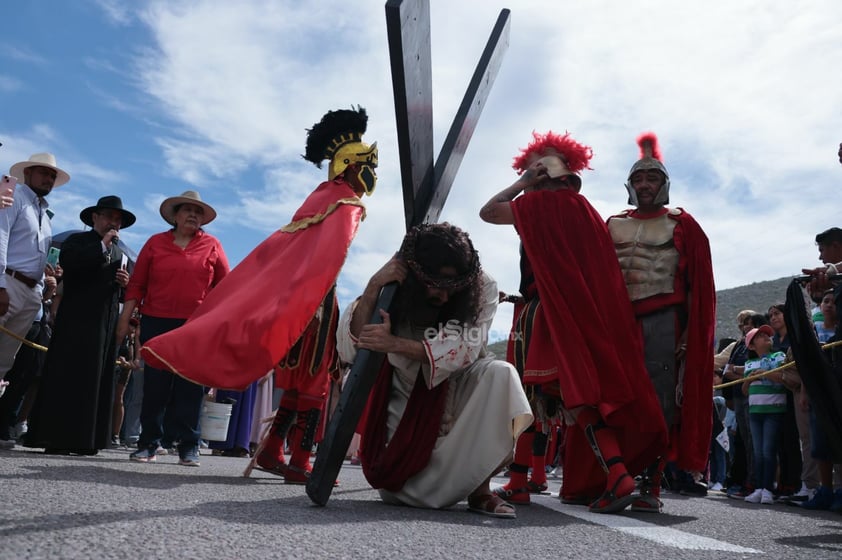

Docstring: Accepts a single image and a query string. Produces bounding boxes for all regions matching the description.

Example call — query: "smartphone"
[1,175,16,207]
[47,246,61,268]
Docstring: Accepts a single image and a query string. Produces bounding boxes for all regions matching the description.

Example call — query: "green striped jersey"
[745,352,787,414]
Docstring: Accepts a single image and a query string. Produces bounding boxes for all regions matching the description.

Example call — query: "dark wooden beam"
[385,0,434,230]
[307,0,511,507]
[423,9,510,224]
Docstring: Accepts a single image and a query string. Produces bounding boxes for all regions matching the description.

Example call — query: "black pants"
[0,321,45,439]
[777,392,802,492]
[137,316,204,453]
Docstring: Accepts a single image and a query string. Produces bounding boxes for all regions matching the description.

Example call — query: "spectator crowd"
[0,135,841,522]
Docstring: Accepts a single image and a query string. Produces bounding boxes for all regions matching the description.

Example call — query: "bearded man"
[337,223,532,518]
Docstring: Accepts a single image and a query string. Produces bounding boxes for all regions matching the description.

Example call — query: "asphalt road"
[1,446,841,559]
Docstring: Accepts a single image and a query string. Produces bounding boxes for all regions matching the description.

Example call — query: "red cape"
[671,209,716,471]
[141,180,365,390]
[607,208,715,470]
[511,190,668,496]
[663,209,716,471]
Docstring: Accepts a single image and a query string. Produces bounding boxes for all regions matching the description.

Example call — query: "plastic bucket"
[200,401,233,441]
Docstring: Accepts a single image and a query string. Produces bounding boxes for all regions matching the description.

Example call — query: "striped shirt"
[745,352,787,414]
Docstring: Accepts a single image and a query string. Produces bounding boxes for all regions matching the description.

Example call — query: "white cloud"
[0,45,48,65]
[0,74,23,93]
[91,0,133,26]
[78,0,842,340]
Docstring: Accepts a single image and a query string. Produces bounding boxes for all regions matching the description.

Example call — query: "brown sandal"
[493,486,531,505]
[283,464,339,486]
[630,494,663,513]
[254,462,288,477]
[589,473,636,514]
[468,493,517,519]
[526,480,549,494]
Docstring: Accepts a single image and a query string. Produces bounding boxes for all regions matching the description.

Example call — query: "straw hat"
[80,195,136,228]
[159,190,217,226]
[9,152,70,187]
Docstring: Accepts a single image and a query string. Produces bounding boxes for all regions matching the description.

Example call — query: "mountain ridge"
[487,276,802,357]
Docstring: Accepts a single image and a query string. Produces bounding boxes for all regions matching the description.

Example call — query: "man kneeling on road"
[337,222,532,518]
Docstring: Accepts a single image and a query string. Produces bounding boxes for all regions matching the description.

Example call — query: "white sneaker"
[0,438,15,450]
[789,484,811,501]
[744,489,763,503]
[761,489,775,504]
[710,482,724,492]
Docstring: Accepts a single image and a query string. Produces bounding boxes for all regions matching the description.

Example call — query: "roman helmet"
[512,130,593,190]
[303,106,378,195]
[625,131,670,206]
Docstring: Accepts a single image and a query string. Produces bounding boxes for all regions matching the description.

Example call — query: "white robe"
[337,272,532,508]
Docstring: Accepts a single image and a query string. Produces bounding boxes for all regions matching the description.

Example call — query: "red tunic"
[508,255,560,390]
[510,189,668,496]
[607,207,716,471]
[141,179,365,390]
[273,289,340,396]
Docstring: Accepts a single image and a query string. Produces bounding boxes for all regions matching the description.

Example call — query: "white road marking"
[533,493,762,553]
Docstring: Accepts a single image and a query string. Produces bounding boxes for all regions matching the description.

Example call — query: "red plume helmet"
[626,131,670,206]
[636,131,663,162]
[512,131,593,175]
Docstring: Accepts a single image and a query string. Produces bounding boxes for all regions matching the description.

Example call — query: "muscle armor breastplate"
[608,213,679,302]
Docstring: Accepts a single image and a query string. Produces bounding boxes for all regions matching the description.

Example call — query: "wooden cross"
[307,0,511,506]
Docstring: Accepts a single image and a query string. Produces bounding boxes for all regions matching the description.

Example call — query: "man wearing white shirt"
[0,153,68,404]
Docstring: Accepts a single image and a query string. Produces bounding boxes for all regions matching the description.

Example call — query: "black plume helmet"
[303,106,369,167]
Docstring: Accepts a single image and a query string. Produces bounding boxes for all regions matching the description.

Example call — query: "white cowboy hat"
[159,190,217,226]
[9,153,70,187]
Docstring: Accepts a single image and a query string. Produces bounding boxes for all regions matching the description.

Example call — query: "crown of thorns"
[398,223,481,290]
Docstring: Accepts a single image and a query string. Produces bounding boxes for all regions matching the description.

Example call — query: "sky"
[2,0,841,342]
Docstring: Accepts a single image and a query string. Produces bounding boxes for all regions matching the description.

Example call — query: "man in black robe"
[25,196,135,455]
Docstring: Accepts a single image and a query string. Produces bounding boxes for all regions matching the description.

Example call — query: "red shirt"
[125,230,229,319]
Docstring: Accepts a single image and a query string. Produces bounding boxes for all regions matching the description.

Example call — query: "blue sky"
[3,0,842,342]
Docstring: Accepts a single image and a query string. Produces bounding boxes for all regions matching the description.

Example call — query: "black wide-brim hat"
[79,195,136,229]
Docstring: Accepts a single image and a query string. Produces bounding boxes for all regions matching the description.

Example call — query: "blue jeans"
[121,368,143,443]
[137,316,204,453]
[749,412,783,491]
[710,434,727,484]
[733,393,754,487]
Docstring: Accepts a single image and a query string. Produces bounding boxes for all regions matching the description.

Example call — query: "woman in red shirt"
[116,190,229,467]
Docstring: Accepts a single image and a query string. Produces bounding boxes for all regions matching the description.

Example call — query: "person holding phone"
[24,196,135,455]
[0,175,15,209]
[0,153,68,420]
